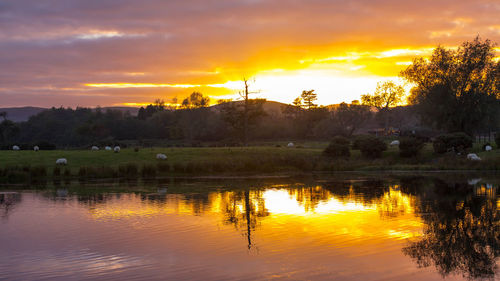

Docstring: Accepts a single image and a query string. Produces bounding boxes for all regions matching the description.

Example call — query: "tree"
[153,99,165,111]
[400,36,500,135]
[239,78,261,145]
[300,90,317,109]
[361,81,405,131]
[361,81,405,109]
[217,98,266,144]
[0,119,19,144]
[181,92,210,109]
[292,97,302,107]
[332,102,372,136]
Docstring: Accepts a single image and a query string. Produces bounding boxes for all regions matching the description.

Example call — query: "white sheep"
[287,142,294,147]
[105,146,112,151]
[91,146,99,151]
[114,146,120,153]
[12,145,20,151]
[467,178,481,185]
[156,153,167,160]
[390,140,400,146]
[485,145,492,151]
[56,158,67,165]
[466,153,481,161]
[33,146,39,151]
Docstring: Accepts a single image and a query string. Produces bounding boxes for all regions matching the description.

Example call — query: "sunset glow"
[1,0,499,107]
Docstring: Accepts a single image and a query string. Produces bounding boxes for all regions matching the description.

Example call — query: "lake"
[0,174,498,280]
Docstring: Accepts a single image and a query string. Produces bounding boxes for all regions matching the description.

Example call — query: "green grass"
[0,141,498,183]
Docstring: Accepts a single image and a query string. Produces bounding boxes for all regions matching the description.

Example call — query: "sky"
[0,0,499,107]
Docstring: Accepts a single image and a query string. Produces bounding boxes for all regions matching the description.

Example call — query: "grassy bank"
[0,142,498,182]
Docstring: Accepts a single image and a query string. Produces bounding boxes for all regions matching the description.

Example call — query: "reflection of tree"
[220,190,269,249]
[289,186,332,212]
[376,186,416,219]
[0,192,21,220]
[183,193,210,215]
[403,180,499,280]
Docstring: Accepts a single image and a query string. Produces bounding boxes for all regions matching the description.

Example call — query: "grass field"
[0,142,498,182]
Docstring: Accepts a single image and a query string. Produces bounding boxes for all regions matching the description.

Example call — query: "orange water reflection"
[1,177,498,280]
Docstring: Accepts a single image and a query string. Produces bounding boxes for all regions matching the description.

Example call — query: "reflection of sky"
[0,183,493,281]
[87,186,423,242]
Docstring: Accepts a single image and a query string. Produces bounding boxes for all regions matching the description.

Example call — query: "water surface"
[1,175,498,280]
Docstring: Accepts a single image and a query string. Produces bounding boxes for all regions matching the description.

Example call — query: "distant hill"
[0,107,47,122]
[211,100,289,117]
[0,106,141,122]
[101,107,140,116]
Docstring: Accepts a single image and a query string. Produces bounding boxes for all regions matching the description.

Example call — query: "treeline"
[0,99,395,148]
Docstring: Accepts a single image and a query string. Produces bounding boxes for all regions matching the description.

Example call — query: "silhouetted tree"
[218,98,266,143]
[300,90,317,109]
[181,92,210,109]
[0,119,19,144]
[362,81,405,132]
[401,36,500,135]
[332,102,372,136]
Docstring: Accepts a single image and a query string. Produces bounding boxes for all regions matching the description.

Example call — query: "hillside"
[0,107,47,122]
[0,106,140,122]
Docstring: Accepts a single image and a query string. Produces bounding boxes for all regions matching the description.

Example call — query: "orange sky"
[0,0,499,107]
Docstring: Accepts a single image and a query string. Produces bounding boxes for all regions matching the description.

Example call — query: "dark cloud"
[0,0,499,106]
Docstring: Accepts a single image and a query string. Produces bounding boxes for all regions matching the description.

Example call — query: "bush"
[496,133,500,148]
[433,132,473,154]
[357,135,387,158]
[34,141,57,150]
[352,135,372,150]
[399,137,425,157]
[323,136,350,158]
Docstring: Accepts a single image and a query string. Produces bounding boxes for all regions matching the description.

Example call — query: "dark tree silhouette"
[401,36,500,135]
[402,180,499,280]
[361,81,405,132]
[300,90,318,109]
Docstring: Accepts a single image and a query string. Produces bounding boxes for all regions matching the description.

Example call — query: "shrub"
[352,135,372,150]
[399,137,425,157]
[496,133,500,148]
[34,141,57,150]
[433,132,473,154]
[323,136,350,158]
[357,135,387,158]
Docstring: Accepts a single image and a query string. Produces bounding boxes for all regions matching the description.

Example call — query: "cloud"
[0,0,499,107]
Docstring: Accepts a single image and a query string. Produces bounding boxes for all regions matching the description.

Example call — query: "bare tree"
[240,78,260,146]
